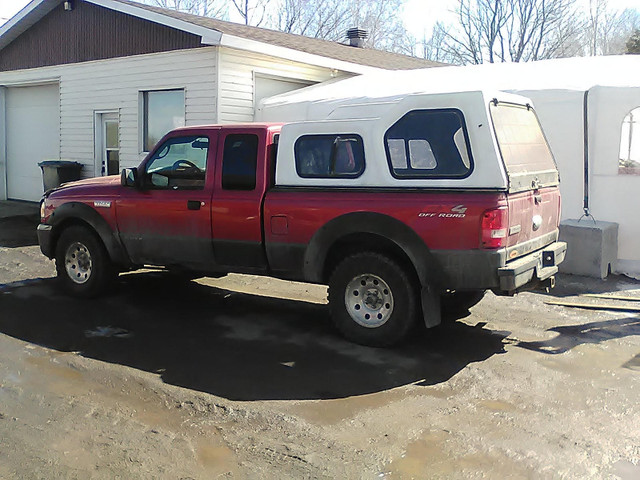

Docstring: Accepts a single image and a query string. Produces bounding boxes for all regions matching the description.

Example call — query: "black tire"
[441,290,486,317]
[55,225,116,298]
[166,270,201,282]
[328,252,418,347]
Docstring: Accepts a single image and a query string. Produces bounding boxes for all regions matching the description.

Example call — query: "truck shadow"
[0,273,508,401]
[539,273,640,298]
[514,317,640,355]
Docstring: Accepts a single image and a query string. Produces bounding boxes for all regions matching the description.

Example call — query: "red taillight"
[481,207,508,249]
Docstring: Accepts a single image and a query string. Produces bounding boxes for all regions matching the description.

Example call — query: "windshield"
[490,103,557,176]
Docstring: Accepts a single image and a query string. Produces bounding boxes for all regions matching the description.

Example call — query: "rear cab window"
[222,134,259,190]
[490,102,558,191]
[384,109,473,179]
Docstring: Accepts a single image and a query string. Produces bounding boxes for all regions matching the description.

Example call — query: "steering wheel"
[172,159,200,172]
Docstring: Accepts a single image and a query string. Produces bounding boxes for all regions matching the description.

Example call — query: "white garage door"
[254,75,313,112]
[6,84,60,201]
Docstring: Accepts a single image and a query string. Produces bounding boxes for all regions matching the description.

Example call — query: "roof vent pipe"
[346,28,368,48]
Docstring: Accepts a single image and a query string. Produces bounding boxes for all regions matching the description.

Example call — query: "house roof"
[0,0,442,73]
[112,0,441,70]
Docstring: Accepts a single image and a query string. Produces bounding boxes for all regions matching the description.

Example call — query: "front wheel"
[55,226,116,298]
[328,252,418,347]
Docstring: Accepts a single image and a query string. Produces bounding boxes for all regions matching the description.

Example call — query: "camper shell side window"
[295,134,365,179]
[384,109,473,179]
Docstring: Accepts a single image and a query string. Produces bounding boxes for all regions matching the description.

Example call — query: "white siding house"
[0,0,437,202]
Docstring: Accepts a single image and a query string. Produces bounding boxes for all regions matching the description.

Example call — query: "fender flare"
[48,202,129,266]
[303,211,445,288]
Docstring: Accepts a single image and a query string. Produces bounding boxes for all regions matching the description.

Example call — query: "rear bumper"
[37,223,54,258]
[497,241,567,292]
[431,240,566,293]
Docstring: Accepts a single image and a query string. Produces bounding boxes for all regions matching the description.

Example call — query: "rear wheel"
[328,252,418,347]
[55,226,116,298]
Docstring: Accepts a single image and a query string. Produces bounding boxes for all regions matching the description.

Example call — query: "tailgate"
[490,101,561,258]
[506,186,560,249]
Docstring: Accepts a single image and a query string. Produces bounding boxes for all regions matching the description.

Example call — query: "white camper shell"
[273,90,558,194]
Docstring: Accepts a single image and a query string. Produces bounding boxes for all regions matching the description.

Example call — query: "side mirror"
[121,167,138,188]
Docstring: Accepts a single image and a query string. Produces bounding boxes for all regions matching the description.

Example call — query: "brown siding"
[0,0,203,72]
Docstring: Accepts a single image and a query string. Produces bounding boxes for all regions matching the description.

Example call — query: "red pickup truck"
[38,90,566,346]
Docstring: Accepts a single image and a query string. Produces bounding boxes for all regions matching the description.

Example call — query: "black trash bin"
[38,161,83,191]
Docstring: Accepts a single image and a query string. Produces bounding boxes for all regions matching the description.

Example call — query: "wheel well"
[322,233,420,285]
[52,218,101,257]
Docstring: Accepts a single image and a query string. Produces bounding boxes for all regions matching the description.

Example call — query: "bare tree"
[418,21,460,63]
[628,29,640,54]
[142,0,228,18]
[273,0,352,41]
[230,0,271,27]
[348,0,414,54]
[425,0,585,65]
[271,0,413,54]
[587,1,640,55]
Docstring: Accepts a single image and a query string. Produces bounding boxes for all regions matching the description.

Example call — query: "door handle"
[187,200,202,210]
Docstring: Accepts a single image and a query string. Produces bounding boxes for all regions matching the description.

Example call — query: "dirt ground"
[0,215,639,479]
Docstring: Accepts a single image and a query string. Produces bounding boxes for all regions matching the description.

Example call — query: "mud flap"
[421,284,442,328]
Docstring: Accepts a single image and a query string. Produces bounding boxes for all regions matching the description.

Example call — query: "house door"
[96,112,120,176]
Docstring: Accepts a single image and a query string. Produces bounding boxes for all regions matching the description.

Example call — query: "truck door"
[116,131,217,270]
[211,128,269,271]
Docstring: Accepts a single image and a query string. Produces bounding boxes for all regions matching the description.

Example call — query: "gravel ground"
[0,216,639,479]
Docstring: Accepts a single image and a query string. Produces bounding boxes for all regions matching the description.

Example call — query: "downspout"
[582,88,593,220]
[0,86,6,200]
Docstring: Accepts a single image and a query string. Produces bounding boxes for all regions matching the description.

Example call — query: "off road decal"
[419,205,467,219]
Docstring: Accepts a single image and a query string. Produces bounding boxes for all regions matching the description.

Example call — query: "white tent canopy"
[258,55,640,113]
[258,55,640,278]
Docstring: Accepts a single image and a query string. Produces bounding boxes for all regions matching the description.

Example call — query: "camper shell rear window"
[384,109,473,179]
[490,102,557,175]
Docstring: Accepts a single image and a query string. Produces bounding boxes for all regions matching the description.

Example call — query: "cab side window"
[222,134,259,190]
[144,136,208,190]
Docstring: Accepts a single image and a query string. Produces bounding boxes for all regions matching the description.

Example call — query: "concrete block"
[559,219,618,279]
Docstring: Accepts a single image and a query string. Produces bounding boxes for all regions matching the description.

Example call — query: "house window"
[143,89,185,152]
[384,109,472,179]
[295,134,365,178]
[619,107,640,175]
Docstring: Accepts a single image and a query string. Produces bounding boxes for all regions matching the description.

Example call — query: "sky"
[1,0,640,35]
